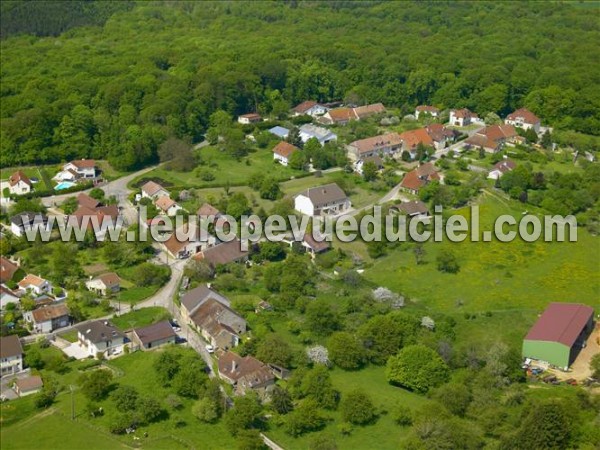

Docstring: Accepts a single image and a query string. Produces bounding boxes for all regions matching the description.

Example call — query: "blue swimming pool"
[55,181,77,190]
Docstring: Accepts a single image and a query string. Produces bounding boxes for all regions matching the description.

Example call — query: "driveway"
[62,342,89,360]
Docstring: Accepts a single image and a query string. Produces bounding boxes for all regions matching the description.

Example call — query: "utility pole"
[70,385,75,420]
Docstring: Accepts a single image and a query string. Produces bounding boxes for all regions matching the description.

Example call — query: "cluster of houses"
[0,335,45,398]
[140,181,183,216]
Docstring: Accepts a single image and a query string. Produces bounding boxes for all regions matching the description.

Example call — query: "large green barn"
[522,303,594,369]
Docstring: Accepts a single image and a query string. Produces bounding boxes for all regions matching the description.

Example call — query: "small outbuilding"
[522,303,594,369]
[132,320,177,350]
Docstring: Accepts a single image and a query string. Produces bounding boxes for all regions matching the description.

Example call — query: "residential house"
[347,132,403,161]
[398,128,434,158]
[86,273,121,296]
[14,375,43,397]
[0,335,23,375]
[415,105,440,120]
[294,183,351,216]
[0,257,19,284]
[505,108,541,133]
[425,123,456,150]
[27,303,70,333]
[237,113,262,125]
[449,108,480,127]
[465,124,518,153]
[132,321,176,350]
[353,103,386,120]
[191,298,247,350]
[77,192,100,209]
[400,163,441,195]
[218,351,275,395]
[14,375,44,397]
[268,126,290,139]
[155,196,182,216]
[141,181,170,200]
[18,274,52,296]
[68,204,119,233]
[355,155,384,175]
[8,171,32,195]
[0,285,19,310]
[488,159,517,180]
[76,320,126,358]
[390,200,430,218]
[193,239,249,268]
[54,159,97,181]
[292,101,328,117]
[301,232,331,256]
[180,284,230,325]
[162,223,208,259]
[272,141,300,166]
[197,203,222,219]
[9,212,50,238]
[299,124,337,146]
[322,107,356,125]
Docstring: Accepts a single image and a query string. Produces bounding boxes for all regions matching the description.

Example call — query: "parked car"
[205,345,214,354]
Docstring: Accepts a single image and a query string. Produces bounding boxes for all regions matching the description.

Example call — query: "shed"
[522,303,594,369]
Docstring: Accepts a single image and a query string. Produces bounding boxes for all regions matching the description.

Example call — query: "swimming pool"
[55,181,77,191]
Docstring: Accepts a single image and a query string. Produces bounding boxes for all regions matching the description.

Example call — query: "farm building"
[522,303,594,369]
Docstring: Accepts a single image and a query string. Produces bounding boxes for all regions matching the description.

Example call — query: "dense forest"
[1,1,599,169]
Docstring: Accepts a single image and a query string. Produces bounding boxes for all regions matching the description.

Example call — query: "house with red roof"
[505,108,541,133]
[54,159,97,181]
[399,163,440,195]
[522,303,594,369]
[272,141,300,166]
[415,105,440,120]
[237,113,262,125]
[488,159,517,180]
[465,124,518,153]
[8,171,32,195]
[449,108,482,127]
[292,100,328,117]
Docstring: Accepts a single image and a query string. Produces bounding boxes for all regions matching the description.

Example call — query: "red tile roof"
[399,128,434,150]
[77,193,100,210]
[400,163,440,192]
[293,101,318,114]
[31,303,70,323]
[350,132,402,155]
[69,159,96,169]
[155,196,177,212]
[327,108,356,123]
[525,303,594,347]
[8,171,32,187]
[506,108,540,125]
[0,257,19,283]
[272,141,299,158]
[353,103,386,119]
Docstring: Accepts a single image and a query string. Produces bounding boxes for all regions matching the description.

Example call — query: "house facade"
[0,335,24,375]
[8,171,32,195]
[191,298,247,350]
[449,108,481,127]
[132,321,176,350]
[294,183,351,216]
[505,108,541,133]
[86,273,121,296]
[488,159,517,180]
[27,303,70,333]
[292,101,328,117]
[347,132,402,161]
[415,105,440,120]
[9,212,50,238]
[155,196,182,216]
[76,320,126,358]
[18,274,52,296]
[237,113,262,124]
[272,141,300,166]
[141,181,170,200]
[59,159,97,180]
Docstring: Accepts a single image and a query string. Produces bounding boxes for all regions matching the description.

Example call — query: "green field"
[111,307,171,330]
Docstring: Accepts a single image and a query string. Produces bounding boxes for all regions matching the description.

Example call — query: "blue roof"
[268,126,290,138]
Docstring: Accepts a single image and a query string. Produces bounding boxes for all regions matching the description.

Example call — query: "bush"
[340,389,377,425]
[386,345,449,393]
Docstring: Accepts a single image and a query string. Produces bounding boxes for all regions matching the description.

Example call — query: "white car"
[205,345,214,354]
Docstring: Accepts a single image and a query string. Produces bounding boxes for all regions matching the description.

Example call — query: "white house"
[292,101,328,117]
[26,303,70,334]
[155,196,182,216]
[14,376,44,397]
[488,159,517,180]
[86,273,121,296]
[299,124,337,146]
[8,171,32,195]
[9,212,50,238]
[0,286,19,310]
[61,159,96,178]
[354,155,383,175]
[76,320,126,358]
[0,335,23,376]
[415,105,440,120]
[449,108,481,127]
[140,181,170,200]
[237,113,262,124]
[505,108,541,133]
[294,183,351,216]
[272,141,300,166]
[18,274,52,296]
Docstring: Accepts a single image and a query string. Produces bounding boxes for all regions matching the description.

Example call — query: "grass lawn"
[117,285,160,304]
[268,365,428,449]
[132,145,305,190]
[111,307,171,331]
[58,329,79,343]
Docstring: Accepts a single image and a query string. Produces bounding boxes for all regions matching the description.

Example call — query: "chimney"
[232,360,237,372]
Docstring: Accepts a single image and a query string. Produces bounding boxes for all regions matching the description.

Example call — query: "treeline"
[0,1,133,38]
[1,2,599,169]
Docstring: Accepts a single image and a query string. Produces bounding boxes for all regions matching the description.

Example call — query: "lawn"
[111,307,171,331]
[132,145,305,190]
[267,365,429,449]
